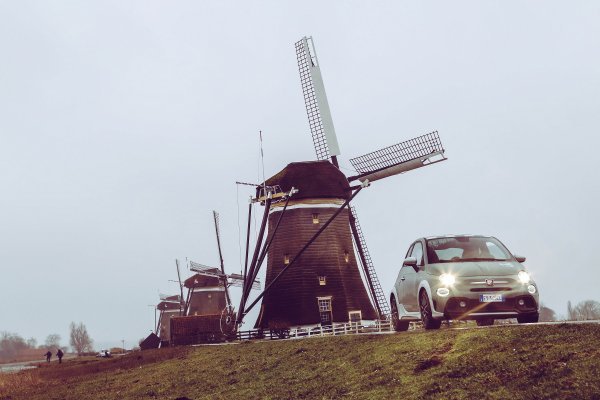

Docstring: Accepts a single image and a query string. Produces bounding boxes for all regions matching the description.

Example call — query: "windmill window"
[317,298,333,324]
[344,250,350,263]
[349,311,362,323]
[312,213,320,224]
[318,298,332,312]
[318,276,326,286]
[284,254,290,265]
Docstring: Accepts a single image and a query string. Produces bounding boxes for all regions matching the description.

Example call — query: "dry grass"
[0,372,41,398]
[2,324,600,400]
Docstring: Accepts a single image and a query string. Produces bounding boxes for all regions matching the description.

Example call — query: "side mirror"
[403,257,417,267]
[514,254,526,263]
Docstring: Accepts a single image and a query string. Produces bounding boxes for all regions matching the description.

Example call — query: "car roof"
[422,234,492,241]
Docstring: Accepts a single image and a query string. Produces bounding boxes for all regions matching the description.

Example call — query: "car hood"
[428,261,522,277]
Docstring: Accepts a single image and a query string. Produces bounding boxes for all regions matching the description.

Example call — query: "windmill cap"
[265,161,349,200]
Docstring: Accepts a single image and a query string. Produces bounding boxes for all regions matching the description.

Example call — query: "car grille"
[470,287,511,292]
[444,295,537,316]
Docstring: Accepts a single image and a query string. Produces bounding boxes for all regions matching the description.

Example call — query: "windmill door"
[318,297,333,325]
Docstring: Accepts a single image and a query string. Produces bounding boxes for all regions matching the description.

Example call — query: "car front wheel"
[419,291,441,330]
[390,297,409,332]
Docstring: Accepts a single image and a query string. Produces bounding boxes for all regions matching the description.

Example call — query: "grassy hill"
[2,323,600,400]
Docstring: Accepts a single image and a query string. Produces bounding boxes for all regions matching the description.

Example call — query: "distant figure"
[56,348,64,364]
[45,350,52,362]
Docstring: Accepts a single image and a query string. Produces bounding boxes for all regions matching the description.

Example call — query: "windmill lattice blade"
[349,131,445,182]
[349,206,390,319]
[189,261,222,276]
[295,37,341,161]
[228,274,261,290]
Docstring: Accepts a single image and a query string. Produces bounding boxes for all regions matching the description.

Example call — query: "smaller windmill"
[155,294,182,346]
[172,211,261,342]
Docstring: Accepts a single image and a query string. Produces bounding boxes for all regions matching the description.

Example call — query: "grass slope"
[2,324,600,400]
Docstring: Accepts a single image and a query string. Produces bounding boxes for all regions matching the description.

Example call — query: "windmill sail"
[189,261,222,276]
[349,131,446,183]
[228,273,261,290]
[295,37,341,162]
[189,261,260,290]
[349,206,391,319]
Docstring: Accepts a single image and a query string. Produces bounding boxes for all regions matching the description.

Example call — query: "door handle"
[400,277,406,281]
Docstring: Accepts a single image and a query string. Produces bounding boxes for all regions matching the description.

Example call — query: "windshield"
[426,236,513,263]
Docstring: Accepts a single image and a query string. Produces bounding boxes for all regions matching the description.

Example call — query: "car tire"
[419,290,441,330]
[476,318,494,326]
[517,313,539,324]
[390,298,410,332]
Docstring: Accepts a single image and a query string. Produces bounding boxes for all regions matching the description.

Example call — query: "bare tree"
[575,300,600,320]
[26,337,37,348]
[566,300,600,320]
[567,300,576,320]
[45,333,61,348]
[0,332,28,361]
[69,322,93,355]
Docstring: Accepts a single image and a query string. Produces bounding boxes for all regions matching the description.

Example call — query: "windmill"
[236,36,446,332]
[170,211,261,343]
[155,294,182,346]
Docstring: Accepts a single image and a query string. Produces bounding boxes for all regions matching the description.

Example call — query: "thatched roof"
[265,161,349,201]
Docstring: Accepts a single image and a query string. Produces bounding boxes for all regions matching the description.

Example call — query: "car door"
[394,244,413,310]
[403,241,424,312]
[398,264,416,313]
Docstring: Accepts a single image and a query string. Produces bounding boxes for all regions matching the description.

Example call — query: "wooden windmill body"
[238,37,446,331]
[183,271,227,317]
[256,161,377,328]
[155,295,182,345]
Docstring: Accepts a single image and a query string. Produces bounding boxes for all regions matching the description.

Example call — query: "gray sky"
[1,1,599,349]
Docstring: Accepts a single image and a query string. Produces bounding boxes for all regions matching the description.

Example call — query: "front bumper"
[442,295,538,319]
[431,277,539,320]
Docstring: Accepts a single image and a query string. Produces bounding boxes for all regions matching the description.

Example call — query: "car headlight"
[518,271,531,284]
[439,273,456,286]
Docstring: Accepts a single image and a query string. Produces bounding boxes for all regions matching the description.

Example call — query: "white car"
[390,235,539,330]
[96,350,111,358]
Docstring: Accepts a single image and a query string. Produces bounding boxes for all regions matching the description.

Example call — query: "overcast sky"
[1,1,599,350]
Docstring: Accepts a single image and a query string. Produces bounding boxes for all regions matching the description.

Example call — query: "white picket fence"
[235,320,425,342]
[288,320,402,339]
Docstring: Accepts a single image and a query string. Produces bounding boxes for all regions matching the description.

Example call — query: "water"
[0,362,38,373]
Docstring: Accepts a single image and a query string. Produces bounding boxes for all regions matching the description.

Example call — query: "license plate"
[480,294,504,302]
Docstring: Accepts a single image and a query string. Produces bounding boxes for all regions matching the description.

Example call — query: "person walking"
[56,348,64,364]
[45,350,52,362]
